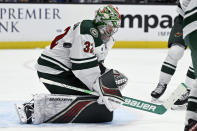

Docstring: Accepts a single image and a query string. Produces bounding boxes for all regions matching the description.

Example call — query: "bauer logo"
[124,98,157,112]
[49,98,73,101]
[120,14,174,32]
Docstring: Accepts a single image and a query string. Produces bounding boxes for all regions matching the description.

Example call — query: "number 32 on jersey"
[83,41,94,53]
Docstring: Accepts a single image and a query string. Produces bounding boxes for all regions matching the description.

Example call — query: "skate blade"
[171,104,187,110]
[15,104,27,124]
[151,98,163,104]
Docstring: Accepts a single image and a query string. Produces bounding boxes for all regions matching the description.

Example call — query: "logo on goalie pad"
[49,98,73,101]
[124,98,156,112]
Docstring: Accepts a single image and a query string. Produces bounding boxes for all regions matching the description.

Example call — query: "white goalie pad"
[33,94,77,124]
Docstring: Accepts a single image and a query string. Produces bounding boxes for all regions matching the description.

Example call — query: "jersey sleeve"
[177,0,192,16]
[69,26,101,90]
[177,0,185,17]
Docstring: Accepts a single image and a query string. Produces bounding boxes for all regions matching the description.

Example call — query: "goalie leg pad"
[32,94,113,124]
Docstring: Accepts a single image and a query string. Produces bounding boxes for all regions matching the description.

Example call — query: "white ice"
[0,48,192,131]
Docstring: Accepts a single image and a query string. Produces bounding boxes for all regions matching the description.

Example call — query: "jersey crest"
[90,28,98,38]
[175,32,182,37]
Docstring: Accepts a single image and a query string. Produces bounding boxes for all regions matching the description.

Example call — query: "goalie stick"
[40,78,187,115]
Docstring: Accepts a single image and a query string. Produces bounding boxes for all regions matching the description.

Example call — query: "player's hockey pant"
[168,15,186,48]
[185,31,197,77]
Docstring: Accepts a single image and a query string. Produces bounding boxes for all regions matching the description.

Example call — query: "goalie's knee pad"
[32,94,113,124]
[166,45,185,63]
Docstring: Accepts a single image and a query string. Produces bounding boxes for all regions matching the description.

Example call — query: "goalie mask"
[94,5,121,39]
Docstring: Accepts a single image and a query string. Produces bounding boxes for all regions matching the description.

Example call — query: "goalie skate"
[15,103,34,124]
[171,103,187,110]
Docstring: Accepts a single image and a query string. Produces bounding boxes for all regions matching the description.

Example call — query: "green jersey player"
[15,5,128,124]
[151,0,195,109]
[179,0,197,130]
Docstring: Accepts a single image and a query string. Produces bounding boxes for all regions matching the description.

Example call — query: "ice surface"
[0,49,192,131]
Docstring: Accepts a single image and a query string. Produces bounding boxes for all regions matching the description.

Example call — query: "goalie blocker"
[16,69,126,124]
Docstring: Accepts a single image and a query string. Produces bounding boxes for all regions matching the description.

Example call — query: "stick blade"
[162,83,187,109]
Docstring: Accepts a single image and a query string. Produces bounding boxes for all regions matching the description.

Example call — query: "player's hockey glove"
[113,70,128,91]
[93,69,125,112]
[98,62,128,91]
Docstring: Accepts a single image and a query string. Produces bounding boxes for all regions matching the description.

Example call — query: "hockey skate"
[171,89,190,110]
[151,83,167,102]
[184,119,197,131]
[15,100,34,124]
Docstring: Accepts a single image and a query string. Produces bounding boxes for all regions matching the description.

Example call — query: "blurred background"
[0,0,176,4]
[0,0,178,49]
